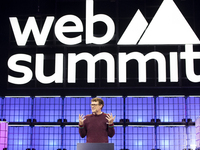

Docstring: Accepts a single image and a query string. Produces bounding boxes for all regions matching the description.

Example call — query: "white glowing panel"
[139,0,200,45]
[118,10,148,45]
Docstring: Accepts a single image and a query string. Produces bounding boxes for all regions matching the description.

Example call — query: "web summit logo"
[118,0,200,45]
[8,0,200,85]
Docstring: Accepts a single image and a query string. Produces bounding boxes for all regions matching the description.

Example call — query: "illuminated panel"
[156,97,185,122]
[63,126,123,150]
[63,127,86,150]
[32,127,61,150]
[64,97,91,122]
[108,126,123,150]
[157,126,186,150]
[125,97,154,122]
[64,97,123,122]
[3,97,32,122]
[63,97,123,150]
[0,122,8,150]
[2,96,200,150]
[33,97,62,122]
[100,97,123,123]
[0,98,2,120]
[7,126,31,150]
[196,117,200,148]
[187,126,196,149]
[126,127,155,150]
[187,97,200,121]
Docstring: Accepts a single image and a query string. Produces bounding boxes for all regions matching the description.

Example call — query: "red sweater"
[79,112,115,143]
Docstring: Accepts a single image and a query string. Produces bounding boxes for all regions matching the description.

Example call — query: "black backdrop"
[0,0,200,96]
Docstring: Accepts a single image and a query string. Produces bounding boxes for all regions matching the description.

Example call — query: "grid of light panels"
[0,96,199,150]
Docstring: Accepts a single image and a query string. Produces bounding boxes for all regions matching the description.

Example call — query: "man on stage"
[79,97,116,143]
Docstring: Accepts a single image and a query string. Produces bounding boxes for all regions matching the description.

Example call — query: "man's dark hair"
[91,97,104,110]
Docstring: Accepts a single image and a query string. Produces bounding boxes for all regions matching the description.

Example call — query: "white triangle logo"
[138,0,200,45]
[118,10,148,45]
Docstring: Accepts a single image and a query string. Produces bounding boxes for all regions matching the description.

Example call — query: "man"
[79,97,116,143]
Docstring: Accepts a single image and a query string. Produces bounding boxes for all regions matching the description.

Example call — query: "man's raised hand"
[79,114,86,125]
[106,113,116,125]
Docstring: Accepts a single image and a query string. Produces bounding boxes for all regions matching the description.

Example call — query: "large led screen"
[1,0,200,96]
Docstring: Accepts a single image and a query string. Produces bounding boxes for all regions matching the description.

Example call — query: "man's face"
[90,101,102,114]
